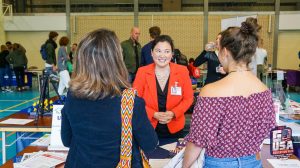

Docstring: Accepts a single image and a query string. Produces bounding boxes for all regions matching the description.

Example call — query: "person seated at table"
[133,35,193,138]
[61,28,158,168]
[183,21,276,168]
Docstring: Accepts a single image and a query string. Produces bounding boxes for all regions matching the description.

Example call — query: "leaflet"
[16,151,67,168]
[0,118,33,125]
[267,159,300,168]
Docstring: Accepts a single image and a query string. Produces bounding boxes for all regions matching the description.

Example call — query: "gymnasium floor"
[0,80,299,165]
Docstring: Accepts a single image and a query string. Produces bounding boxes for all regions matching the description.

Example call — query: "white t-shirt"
[249,56,257,76]
[255,48,267,65]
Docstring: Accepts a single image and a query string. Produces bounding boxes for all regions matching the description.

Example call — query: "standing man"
[5,41,13,52]
[44,31,59,76]
[121,27,141,83]
[141,26,161,66]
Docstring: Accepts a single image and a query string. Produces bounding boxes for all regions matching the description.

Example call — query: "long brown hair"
[70,28,130,100]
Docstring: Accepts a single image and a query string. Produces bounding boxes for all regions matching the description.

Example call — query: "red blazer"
[133,63,193,133]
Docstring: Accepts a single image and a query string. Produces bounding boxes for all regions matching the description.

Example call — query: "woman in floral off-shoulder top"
[183,19,276,168]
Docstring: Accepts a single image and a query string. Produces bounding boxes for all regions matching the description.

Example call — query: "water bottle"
[285,95,293,113]
[274,99,281,124]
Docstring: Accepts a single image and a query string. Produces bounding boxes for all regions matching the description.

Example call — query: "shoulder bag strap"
[116,88,136,168]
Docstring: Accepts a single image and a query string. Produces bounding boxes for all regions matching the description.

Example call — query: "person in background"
[6,43,28,91]
[61,28,158,168]
[141,26,161,66]
[44,31,59,76]
[298,51,300,69]
[121,27,141,83]
[193,34,226,85]
[172,49,188,67]
[133,35,193,138]
[5,41,13,52]
[183,21,275,168]
[188,58,195,77]
[69,43,77,64]
[246,17,262,76]
[4,41,14,91]
[256,38,267,81]
[0,45,11,92]
[57,36,71,96]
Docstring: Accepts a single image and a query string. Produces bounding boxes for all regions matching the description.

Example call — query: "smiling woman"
[133,35,194,138]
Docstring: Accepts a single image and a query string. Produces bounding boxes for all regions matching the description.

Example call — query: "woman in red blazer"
[133,35,193,138]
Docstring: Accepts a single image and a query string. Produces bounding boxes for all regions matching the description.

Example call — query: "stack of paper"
[0,118,34,125]
[30,134,50,147]
[13,151,67,168]
[267,159,300,168]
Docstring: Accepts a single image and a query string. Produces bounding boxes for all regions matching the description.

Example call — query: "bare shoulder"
[200,75,269,98]
[199,81,223,97]
[254,79,269,92]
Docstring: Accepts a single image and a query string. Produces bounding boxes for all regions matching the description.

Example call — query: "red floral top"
[185,90,276,158]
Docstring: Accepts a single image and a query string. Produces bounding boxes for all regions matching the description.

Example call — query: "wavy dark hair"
[219,21,259,65]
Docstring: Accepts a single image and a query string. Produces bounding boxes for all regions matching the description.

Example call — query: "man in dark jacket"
[44,31,59,76]
[141,26,161,66]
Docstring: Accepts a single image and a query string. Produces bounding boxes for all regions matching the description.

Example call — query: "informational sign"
[277,71,284,81]
[270,126,293,158]
[48,105,69,151]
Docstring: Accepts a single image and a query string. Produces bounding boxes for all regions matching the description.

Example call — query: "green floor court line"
[0,96,39,113]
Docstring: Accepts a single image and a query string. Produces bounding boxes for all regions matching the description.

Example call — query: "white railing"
[2,3,13,17]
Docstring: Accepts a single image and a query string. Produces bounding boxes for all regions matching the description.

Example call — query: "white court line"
[0,100,29,101]
[0,110,20,112]
[0,96,39,113]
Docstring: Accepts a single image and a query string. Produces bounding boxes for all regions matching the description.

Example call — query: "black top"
[61,92,158,168]
[155,76,182,138]
[134,42,139,72]
[0,50,9,68]
[193,50,226,85]
[45,39,57,65]
[69,51,74,64]
[155,76,170,138]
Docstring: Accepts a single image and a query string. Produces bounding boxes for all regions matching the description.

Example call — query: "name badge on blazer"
[171,82,182,96]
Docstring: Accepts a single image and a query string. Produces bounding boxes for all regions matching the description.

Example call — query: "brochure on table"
[48,105,69,151]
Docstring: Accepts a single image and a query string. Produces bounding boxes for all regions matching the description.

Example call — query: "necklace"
[155,69,170,90]
[156,72,169,83]
[228,69,251,74]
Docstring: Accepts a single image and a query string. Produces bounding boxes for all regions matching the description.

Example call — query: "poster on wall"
[221,15,257,31]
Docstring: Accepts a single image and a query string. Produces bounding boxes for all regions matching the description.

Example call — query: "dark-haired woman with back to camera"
[183,22,276,168]
[61,28,158,168]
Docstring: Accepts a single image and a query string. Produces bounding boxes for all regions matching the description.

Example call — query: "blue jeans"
[204,154,262,168]
[5,65,13,86]
[45,67,55,76]
[0,67,5,87]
